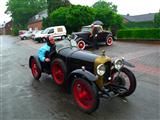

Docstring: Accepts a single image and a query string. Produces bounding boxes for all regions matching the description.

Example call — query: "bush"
[11,26,19,36]
[48,5,123,34]
[117,28,160,40]
[50,5,95,33]
[124,21,155,28]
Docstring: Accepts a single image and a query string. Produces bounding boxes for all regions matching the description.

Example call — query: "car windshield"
[96,26,103,32]
[55,38,78,52]
[81,27,92,32]
[42,28,49,34]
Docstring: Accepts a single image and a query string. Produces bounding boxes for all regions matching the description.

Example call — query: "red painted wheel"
[51,59,66,85]
[106,36,113,46]
[72,78,99,113]
[77,40,85,50]
[31,58,41,80]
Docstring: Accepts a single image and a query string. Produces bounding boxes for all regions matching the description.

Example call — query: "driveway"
[1,35,160,120]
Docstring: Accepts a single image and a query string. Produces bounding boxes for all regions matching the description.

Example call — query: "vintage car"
[29,37,136,113]
[72,25,113,49]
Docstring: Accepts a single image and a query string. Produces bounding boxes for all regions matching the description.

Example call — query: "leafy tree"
[5,0,47,30]
[50,5,95,33]
[154,11,160,28]
[93,0,117,13]
[93,0,123,36]
[47,0,70,14]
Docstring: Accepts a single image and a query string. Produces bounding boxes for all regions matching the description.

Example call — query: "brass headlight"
[97,64,105,76]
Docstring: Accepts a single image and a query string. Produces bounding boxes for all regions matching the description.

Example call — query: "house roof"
[28,9,48,24]
[123,13,155,22]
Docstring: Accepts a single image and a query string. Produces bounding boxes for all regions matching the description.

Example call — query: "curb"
[117,39,160,45]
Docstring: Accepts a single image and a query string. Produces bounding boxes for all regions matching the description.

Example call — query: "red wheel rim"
[78,41,85,49]
[52,61,64,85]
[31,59,39,78]
[106,37,113,46]
[73,80,95,110]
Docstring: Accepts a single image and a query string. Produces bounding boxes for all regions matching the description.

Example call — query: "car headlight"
[97,64,105,76]
[114,58,123,70]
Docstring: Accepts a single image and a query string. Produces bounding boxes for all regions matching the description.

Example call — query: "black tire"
[51,59,67,85]
[76,38,86,50]
[72,78,99,114]
[30,58,41,80]
[106,35,113,46]
[23,36,27,40]
[42,38,46,42]
[111,67,136,97]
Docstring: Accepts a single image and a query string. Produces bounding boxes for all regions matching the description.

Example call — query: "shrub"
[117,28,160,40]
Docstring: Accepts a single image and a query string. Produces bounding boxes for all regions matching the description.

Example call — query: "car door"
[48,28,54,35]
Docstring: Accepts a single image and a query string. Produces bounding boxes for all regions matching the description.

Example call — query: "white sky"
[0,0,160,25]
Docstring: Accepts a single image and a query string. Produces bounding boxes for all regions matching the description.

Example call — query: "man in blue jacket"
[38,35,56,70]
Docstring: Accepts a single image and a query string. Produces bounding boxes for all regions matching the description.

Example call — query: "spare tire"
[77,38,86,50]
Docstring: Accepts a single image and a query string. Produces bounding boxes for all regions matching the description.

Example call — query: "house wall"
[28,20,43,30]
[4,21,13,35]
[0,28,5,35]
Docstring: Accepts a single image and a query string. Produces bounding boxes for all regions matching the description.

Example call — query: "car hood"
[69,50,98,72]
[70,50,98,63]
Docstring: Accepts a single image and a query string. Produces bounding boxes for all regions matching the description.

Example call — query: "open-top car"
[29,36,136,113]
[72,25,114,49]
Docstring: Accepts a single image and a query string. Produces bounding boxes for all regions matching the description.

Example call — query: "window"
[48,29,54,34]
[57,27,63,32]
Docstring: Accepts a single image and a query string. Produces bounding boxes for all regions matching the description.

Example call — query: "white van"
[35,25,67,42]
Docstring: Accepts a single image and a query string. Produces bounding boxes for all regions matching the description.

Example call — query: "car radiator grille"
[104,61,111,83]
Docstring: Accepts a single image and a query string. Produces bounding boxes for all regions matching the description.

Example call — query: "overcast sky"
[0,0,160,25]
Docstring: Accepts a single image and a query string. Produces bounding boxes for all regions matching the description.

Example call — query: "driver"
[38,35,56,69]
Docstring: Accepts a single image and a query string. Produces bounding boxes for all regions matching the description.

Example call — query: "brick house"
[0,26,5,35]
[28,9,48,30]
[5,20,13,34]
[0,20,13,35]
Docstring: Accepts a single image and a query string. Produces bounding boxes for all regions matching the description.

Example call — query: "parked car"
[19,31,32,40]
[31,30,39,40]
[34,26,67,43]
[19,30,27,36]
[72,25,113,49]
[29,36,136,113]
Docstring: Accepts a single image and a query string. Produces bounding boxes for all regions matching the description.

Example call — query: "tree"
[93,0,123,36]
[93,0,117,13]
[5,0,47,31]
[50,5,95,33]
[47,0,71,14]
[154,11,160,28]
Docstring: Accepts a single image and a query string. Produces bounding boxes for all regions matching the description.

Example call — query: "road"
[0,35,160,120]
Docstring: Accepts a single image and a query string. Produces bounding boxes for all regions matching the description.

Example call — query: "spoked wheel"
[72,78,99,114]
[77,40,85,50]
[111,67,136,97]
[31,58,41,80]
[51,59,66,85]
[106,36,113,46]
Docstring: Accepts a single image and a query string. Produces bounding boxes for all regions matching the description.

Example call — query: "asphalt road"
[0,35,160,120]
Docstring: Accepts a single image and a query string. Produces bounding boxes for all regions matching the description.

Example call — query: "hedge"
[117,28,160,40]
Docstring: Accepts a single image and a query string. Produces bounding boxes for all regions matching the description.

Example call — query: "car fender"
[66,69,98,93]
[29,55,42,71]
